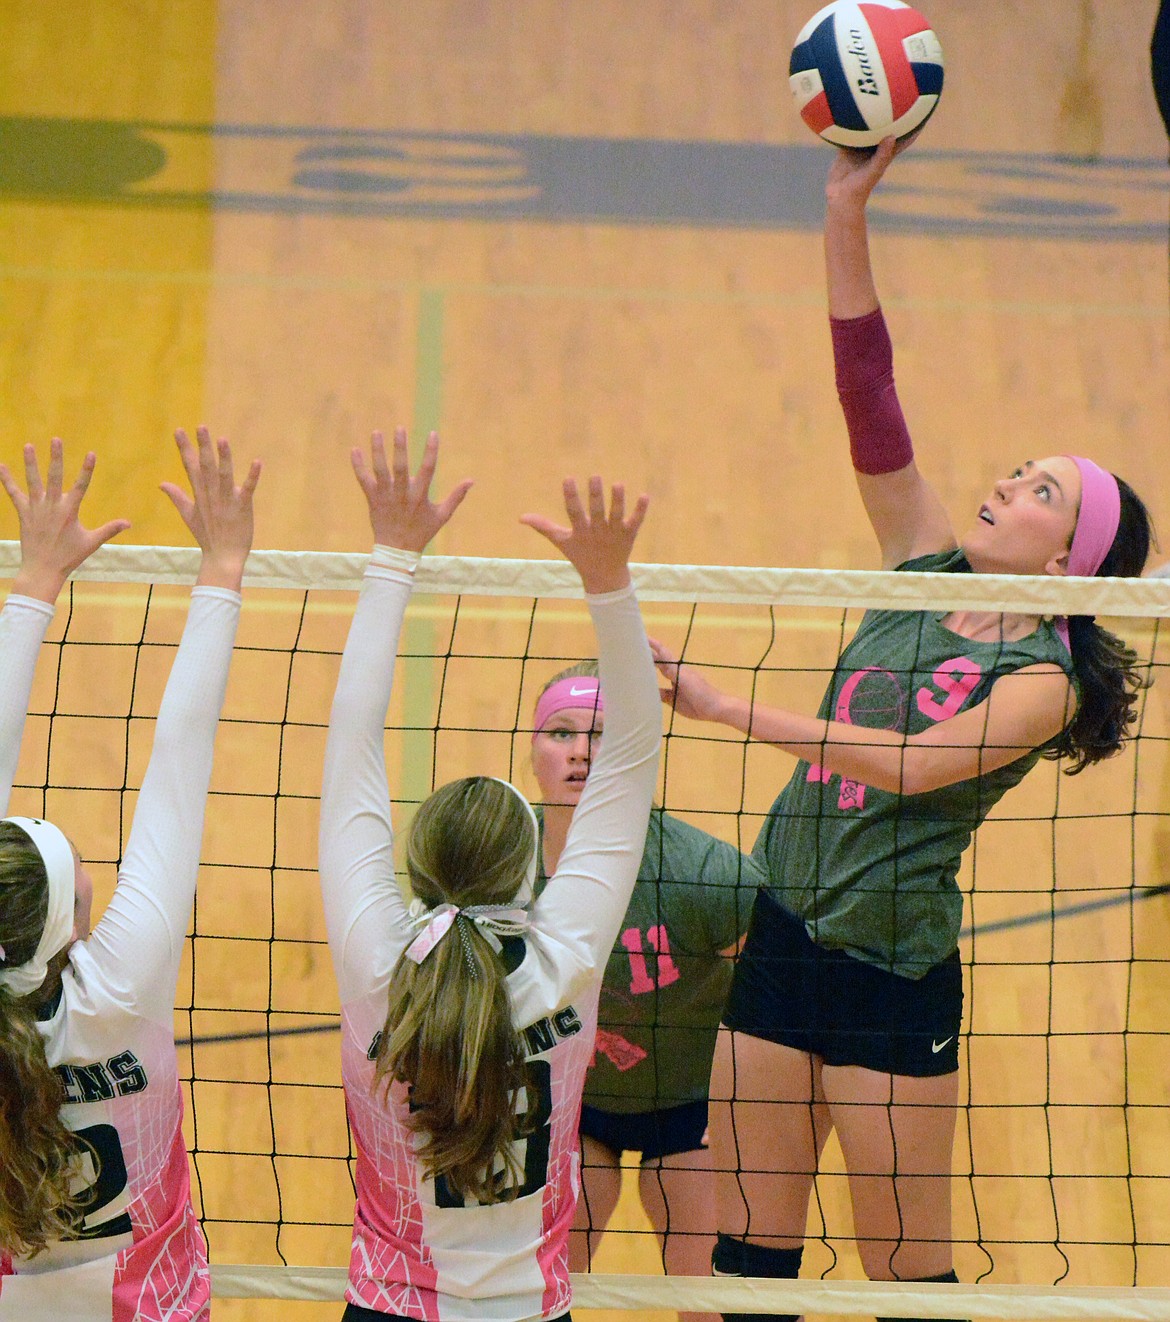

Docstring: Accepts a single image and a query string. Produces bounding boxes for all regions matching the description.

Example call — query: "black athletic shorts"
[342,1306,570,1321]
[579,1097,709,1162]
[723,888,962,1077]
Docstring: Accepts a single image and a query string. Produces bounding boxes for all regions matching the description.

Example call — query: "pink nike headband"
[1065,456,1121,579]
[532,677,604,739]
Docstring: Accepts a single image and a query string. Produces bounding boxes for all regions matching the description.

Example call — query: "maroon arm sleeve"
[830,307,914,476]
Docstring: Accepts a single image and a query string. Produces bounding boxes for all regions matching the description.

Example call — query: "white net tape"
[208,1266,1170,1318]
[2,541,1168,614]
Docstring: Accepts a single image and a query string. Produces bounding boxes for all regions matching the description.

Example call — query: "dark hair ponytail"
[1045,477,1155,773]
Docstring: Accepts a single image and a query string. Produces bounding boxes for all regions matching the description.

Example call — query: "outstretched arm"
[653,638,1074,797]
[319,429,472,1000]
[825,140,955,568]
[520,478,660,1015]
[87,429,260,1018]
[0,440,129,809]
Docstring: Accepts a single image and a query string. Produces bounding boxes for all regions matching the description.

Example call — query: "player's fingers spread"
[416,431,440,488]
[368,431,391,483]
[216,437,235,494]
[626,492,650,536]
[519,512,568,544]
[93,517,132,547]
[71,451,97,498]
[22,443,43,497]
[586,475,605,523]
[561,478,584,525]
[194,427,215,485]
[351,445,372,487]
[159,481,193,516]
[240,459,263,497]
[391,428,410,486]
[0,463,23,506]
[607,483,626,526]
[46,436,64,498]
[172,429,200,488]
[438,478,473,521]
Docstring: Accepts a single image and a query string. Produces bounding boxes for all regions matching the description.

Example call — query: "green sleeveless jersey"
[537,808,762,1113]
[753,549,1077,978]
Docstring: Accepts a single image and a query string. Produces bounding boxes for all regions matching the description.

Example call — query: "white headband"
[0,817,76,999]
[489,777,539,907]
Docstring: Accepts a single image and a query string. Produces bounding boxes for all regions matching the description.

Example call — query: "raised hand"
[0,438,131,604]
[649,637,728,724]
[825,135,901,212]
[521,476,649,595]
[351,428,473,553]
[161,427,262,592]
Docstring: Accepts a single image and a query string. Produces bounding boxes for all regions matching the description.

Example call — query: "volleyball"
[789,1,944,148]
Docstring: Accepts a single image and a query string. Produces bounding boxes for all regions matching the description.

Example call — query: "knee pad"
[877,1267,962,1322]
[712,1233,803,1322]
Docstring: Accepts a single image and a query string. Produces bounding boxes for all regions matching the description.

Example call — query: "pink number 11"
[620,925,681,995]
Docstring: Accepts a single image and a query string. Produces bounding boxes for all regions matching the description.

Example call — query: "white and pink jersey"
[320,565,660,1322]
[0,587,242,1322]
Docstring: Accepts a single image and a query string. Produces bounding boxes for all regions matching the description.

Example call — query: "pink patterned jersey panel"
[341,990,598,1322]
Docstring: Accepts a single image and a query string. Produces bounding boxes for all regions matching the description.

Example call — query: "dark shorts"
[343,1307,570,1321]
[723,888,962,1077]
[579,1097,709,1162]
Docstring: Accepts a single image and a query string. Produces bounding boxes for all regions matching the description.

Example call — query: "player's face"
[71,847,93,943]
[961,456,1082,575]
[530,709,604,808]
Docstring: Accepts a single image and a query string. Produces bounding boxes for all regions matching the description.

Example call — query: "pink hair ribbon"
[404,899,531,967]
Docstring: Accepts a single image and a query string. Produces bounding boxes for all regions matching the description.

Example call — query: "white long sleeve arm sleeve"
[80,587,242,1021]
[318,565,414,1005]
[511,583,661,1025]
[0,594,56,811]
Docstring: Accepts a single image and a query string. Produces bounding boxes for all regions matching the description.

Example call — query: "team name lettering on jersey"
[521,1005,582,1056]
[367,1006,583,1066]
[55,1051,149,1103]
[807,658,983,810]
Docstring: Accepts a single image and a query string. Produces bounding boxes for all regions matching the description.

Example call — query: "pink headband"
[531,677,604,740]
[1054,456,1123,652]
[1065,456,1121,579]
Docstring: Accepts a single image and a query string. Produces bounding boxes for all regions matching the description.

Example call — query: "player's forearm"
[713,694,932,794]
[824,201,879,319]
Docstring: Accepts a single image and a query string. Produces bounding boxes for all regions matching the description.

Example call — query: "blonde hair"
[538,658,599,699]
[0,821,85,1254]
[374,777,537,1203]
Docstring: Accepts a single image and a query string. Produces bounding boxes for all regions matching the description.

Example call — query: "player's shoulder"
[895,546,970,575]
[641,810,759,888]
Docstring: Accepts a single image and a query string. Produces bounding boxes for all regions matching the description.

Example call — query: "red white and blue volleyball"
[789,1,944,148]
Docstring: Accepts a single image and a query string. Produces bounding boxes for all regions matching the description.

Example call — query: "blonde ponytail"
[374,778,537,1203]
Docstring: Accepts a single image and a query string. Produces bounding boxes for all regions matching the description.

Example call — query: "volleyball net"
[3,541,1169,1321]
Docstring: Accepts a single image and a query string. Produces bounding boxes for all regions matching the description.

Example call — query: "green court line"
[0,264,1164,320]
[401,288,445,807]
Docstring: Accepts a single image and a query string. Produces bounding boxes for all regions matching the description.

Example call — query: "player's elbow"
[887,750,959,798]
